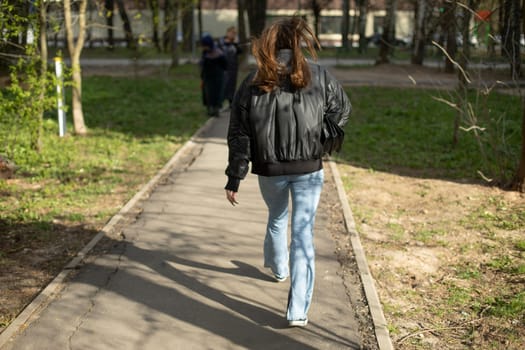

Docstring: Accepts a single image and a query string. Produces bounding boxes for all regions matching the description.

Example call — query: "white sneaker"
[288,319,308,327]
[274,274,287,282]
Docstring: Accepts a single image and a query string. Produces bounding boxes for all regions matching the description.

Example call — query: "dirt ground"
[1,63,524,349]
[340,164,524,349]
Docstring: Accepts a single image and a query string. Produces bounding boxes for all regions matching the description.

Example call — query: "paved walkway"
[1,115,365,349]
[5,56,516,350]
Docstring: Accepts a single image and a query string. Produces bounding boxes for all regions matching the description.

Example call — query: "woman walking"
[224,17,351,327]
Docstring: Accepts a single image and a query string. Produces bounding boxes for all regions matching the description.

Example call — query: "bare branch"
[432,40,472,84]
[460,125,486,132]
[397,317,485,344]
[431,96,461,112]
[477,170,493,182]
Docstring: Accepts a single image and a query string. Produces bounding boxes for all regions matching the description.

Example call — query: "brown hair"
[251,17,320,92]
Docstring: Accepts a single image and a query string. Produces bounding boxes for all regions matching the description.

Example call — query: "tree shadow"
[0,219,100,332]
[63,236,360,349]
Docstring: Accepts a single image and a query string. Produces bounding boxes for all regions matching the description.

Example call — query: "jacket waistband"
[252,159,323,177]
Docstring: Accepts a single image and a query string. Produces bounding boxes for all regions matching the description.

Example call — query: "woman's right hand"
[225,190,239,206]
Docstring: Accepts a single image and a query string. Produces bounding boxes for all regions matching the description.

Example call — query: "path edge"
[328,160,394,350]
[0,117,217,349]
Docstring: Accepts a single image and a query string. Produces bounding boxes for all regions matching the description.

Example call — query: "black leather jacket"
[225,61,351,192]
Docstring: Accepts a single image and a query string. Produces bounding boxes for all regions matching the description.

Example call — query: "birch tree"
[63,0,88,135]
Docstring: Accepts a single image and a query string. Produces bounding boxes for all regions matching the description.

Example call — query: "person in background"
[224,17,351,327]
[218,26,242,111]
[200,34,227,117]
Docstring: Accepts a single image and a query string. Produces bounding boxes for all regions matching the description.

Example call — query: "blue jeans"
[258,169,324,321]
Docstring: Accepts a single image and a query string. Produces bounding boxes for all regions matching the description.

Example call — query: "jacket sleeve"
[224,74,254,192]
[323,68,352,128]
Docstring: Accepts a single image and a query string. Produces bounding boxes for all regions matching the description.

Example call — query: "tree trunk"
[311,0,321,41]
[149,0,161,51]
[245,0,266,37]
[453,0,477,146]
[86,0,94,47]
[512,2,525,192]
[181,3,193,52]
[502,0,521,79]
[105,0,114,49]
[64,0,88,135]
[444,0,457,73]
[350,1,359,48]
[411,0,426,65]
[237,0,248,66]
[458,0,478,82]
[34,0,48,152]
[164,0,180,67]
[511,96,525,192]
[115,0,135,49]
[197,0,203,42]
[357,0,368,53]
[377,0,397,64]
[341,0,350,50]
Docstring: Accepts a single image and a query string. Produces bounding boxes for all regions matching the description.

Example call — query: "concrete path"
[1,115,363,349]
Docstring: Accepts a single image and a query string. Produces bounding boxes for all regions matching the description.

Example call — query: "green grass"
[1,64,206,228]
[337,86,522,183]
[48,46,176,60]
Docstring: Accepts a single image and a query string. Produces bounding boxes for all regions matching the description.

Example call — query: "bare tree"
[377,0,397,64]
[105,0,114,49]
[510,1,525,191]
[341,0,350,50]
[513,96,525,192]
[197,0,203,42]
[356,0,368,53]
[245,0,267,37]
[457,1,480,76]
[411,0,427,64]
[104,0,134,49]
[237,0,248,66]
[149,0,161,51]
[308,0,332,41]
[115,0,135,49]
[501,0,521,79]
[164,0,180,67]
[181,3,194,52]
[443,0,458,74]
[63,0,88,135]
[237,0,247,44]
[451,0,479,146]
